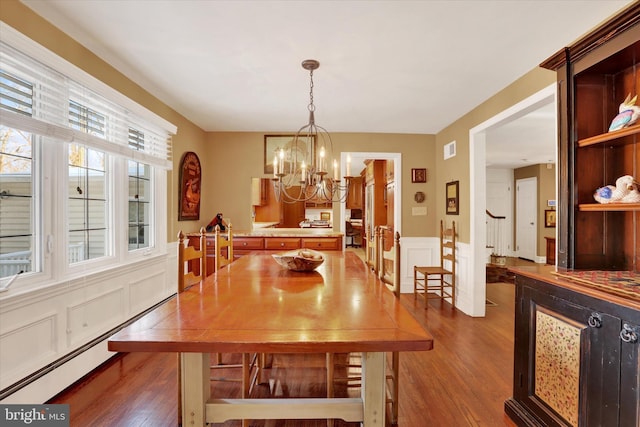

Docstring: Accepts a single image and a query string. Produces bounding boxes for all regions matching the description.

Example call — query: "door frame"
[468,84,557,317]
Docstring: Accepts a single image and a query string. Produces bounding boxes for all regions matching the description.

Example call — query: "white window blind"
[0,32,174,169]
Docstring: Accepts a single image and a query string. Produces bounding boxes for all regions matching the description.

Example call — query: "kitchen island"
[187,227,344,274]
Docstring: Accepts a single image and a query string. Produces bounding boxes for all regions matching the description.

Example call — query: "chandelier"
[272,59,352,203]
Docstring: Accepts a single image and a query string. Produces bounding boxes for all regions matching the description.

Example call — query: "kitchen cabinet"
[540,5,640,272]
[346,176,363,210]
[279,185,306,227]
[301,237,341,251]
[265,237,301,250]
[233,237,264,255]
[364,160,387,268]
[505,272,639,427]
[385,159,395,228]
[251,178,268,206]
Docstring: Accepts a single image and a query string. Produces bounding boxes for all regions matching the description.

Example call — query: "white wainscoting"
[400,236,475,316]
[0,246,178,404]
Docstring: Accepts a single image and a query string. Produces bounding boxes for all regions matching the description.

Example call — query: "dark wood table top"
[108,251,433,354]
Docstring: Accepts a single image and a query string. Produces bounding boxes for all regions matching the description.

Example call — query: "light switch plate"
[412,206,427,216]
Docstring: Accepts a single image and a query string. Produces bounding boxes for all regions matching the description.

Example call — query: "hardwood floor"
[48,280,518,426]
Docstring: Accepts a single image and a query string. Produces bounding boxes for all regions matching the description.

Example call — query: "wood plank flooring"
[48,280,518,426]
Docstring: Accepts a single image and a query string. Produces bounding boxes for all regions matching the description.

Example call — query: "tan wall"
[434,68,557,243]
[202,132,437,236]
[514,164,556,257]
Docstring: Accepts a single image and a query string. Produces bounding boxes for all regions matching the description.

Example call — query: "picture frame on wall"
[264,135,316,175]
[446,180,459,215]
[545,209,556,228]
[411,168,427,183]
[178,151,201,221]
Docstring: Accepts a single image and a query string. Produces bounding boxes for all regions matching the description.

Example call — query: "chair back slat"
[177,227,207,292]
[215,223,234,271]
[378,226,401,299]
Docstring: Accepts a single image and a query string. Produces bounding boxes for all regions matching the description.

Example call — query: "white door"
[516,177,537,261]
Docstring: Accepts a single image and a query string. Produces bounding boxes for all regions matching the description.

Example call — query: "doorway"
[469,84,557,317]
[339,151,402,243]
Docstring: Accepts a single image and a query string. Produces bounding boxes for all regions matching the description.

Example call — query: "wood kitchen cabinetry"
[187,233,343,275]
[364,160,387,267]
[251,177,268,206]
[346,176,363,210]
[385,159,395,228]
[506,6,640,427]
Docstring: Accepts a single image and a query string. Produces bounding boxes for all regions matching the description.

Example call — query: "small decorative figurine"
[609,94,640,131]
[594,175,640,203]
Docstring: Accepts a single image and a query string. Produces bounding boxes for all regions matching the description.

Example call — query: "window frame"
[0,24,174,294]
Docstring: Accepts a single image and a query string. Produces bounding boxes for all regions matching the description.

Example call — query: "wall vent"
[444,140,456,160]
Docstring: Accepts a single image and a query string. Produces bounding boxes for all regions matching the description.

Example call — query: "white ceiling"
[20,0,632,168]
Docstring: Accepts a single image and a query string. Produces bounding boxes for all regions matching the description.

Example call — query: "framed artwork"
[545,209,556,228]
[264,135,316,175]
[411,168,427,183]
[178,151,201,221]
[446,180,459,215]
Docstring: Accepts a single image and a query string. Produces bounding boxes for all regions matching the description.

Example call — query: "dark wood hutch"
[505,5,640,427]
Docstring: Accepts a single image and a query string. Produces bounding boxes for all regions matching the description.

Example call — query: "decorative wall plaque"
[178,151,201,221]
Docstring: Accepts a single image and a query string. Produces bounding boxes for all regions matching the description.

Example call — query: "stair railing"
[486,210,507,259]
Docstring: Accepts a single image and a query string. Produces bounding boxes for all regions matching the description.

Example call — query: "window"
[128,128,151,250]
[68,142,108,263]
[0,70,35,278]
[0,28,175,288]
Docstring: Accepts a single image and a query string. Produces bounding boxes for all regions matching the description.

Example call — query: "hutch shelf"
[506,5,640,427]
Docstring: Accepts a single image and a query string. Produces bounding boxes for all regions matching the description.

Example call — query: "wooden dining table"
[108,251,433,426]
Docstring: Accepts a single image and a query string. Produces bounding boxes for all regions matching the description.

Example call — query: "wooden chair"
[364,226,379,270]
[177,227,206,292]
[414,220,456,309]
[214,223,233,271]
[379,226,400,298]
[327,227,401,426]
[212,223,264,410]
[379,226,401,424]
[177,228,207,424]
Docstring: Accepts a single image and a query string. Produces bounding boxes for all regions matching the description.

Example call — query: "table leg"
[181,352,210,427]
[361,352,386,426]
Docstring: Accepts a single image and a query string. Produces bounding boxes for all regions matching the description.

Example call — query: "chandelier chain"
[308,69,315,112]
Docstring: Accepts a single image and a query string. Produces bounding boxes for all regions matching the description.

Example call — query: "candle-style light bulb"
[319,147,325,171]
[333,159,339,180]
[301,161,306,181]
[279,149,285,174]
[273,156,278,178]
[346,154,352,177]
